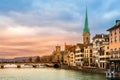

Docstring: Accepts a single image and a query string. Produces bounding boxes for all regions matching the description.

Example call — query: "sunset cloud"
[0,0,119,58]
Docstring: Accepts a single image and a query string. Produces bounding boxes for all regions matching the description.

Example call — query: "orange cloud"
[0,33,82,58]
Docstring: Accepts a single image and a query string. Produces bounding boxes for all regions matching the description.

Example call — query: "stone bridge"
[0,62,54,68]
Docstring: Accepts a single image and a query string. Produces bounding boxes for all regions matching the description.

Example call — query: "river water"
[0,67,106,80]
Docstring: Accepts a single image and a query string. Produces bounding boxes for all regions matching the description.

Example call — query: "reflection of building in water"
[106,60,120,79]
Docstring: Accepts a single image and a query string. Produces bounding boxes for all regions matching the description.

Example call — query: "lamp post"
[96,59,98,67]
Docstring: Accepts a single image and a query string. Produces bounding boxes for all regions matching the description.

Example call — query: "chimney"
[116,20,120,26]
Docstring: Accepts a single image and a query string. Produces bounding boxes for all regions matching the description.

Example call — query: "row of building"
[51,8,120,69]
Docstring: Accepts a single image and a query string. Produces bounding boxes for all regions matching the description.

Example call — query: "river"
[0,67,106,80]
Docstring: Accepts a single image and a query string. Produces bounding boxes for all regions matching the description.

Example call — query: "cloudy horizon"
[0,0,120,58]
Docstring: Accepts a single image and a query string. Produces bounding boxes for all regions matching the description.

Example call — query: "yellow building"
[84,44,93,66]
[75,43,84,67]
[63,44,72,65]
[68,46,76,67]
[52,45,63,63]
[107,20,120,59]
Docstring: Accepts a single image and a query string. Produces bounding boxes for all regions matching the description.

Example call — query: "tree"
[35,56,40,63]
[28,57,32,63]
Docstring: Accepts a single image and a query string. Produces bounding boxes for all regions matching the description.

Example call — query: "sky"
[0,0,120,58]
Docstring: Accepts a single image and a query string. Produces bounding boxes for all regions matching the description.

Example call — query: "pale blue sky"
[0,0,120,35]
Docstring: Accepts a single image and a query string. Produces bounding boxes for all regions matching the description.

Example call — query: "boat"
[106,59,120,80]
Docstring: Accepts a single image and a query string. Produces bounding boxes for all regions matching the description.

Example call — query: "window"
[119,27,120,33]
[115,30,116,35]
[107,47,109,49]
[106,52,110,55]
[81,49,84,52]
[106,58,109,60]
[111,38,112,43]
[81,59,83,61]
[90,54,92,57]
[90,49,92,53]
[115,36,117,42]
[100,58,105,60]
[110,31,112,36]
[119,36,120,42]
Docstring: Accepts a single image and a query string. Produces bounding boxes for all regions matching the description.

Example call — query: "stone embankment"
[78,66,105,74]
[60,65,105,74]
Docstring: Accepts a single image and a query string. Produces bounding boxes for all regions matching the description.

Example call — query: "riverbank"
[60,65,106,74]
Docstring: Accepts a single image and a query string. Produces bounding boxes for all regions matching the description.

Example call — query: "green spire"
[84,7,90,33]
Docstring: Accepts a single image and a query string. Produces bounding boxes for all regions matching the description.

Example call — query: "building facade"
[52,45,63,63]
[63,44,72,65]
[68,46,76,67]
[84,44,93,66]
[107,20,120,59]
[92,34,110,69]
[75,43,84,67]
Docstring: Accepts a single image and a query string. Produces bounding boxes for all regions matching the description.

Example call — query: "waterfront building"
[107,20,120,60]
[92,34,110,69]
[52,45,63,63]
[68,45,76,67]
[84,44,93,66]
[63,44,72,65]
[75,43,84,67]
[106,20,120,79]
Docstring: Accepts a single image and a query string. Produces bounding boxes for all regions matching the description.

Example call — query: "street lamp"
[96,59,98,67]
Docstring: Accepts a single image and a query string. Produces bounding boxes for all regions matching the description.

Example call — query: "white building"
[75,44,84,67]
[92,34,110,69]
[68,46,76,67]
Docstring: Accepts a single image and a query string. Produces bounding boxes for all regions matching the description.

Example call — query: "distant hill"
[0,56,40,62]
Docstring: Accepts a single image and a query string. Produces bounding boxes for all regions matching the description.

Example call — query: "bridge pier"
[32,64,39,68]
[1,65,4,68]
[17,65,21,68]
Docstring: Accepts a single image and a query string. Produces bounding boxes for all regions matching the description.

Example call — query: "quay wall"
[60,65,106,74]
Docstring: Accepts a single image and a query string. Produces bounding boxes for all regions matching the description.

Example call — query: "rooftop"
[107,20,120,31]
[92,34,109,40]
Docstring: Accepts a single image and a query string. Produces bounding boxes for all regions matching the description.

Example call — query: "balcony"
[110,50,120,59]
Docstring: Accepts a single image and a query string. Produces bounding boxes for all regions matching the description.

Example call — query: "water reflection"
[0,68,106,80]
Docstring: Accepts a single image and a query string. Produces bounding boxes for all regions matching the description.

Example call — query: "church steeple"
[84,7,90,33]
[83,7,90,45]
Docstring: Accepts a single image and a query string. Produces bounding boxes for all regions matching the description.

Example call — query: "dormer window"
[116,20,120,26]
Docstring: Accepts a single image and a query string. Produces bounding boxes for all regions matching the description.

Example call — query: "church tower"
[83,7,90,45]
